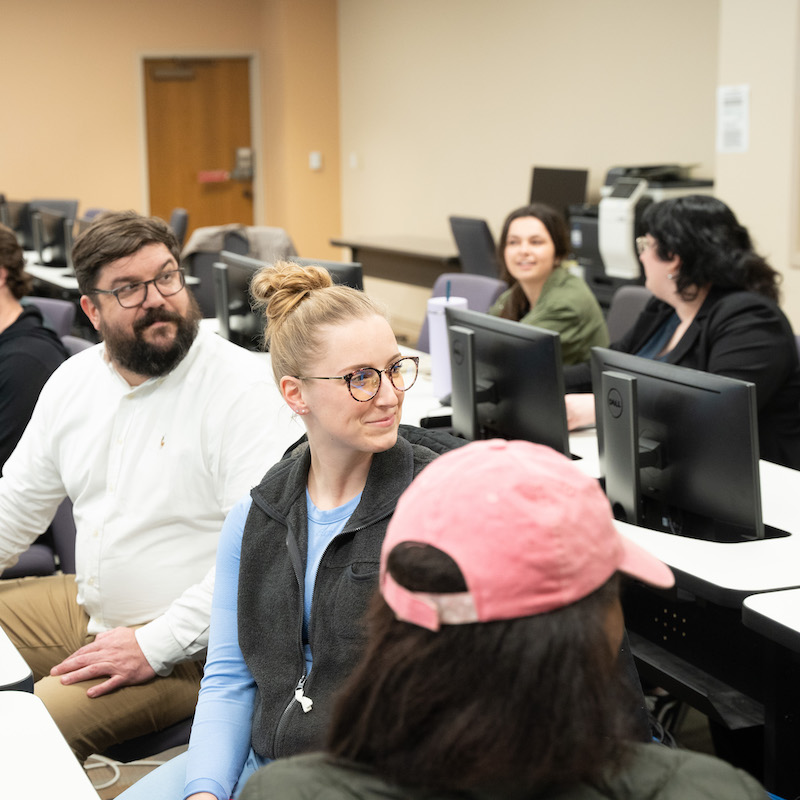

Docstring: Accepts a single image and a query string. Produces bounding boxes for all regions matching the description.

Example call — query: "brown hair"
[496,203,570,321]
[250,260,388,385]
[326,545,635,793]
[72,210,181,295]
[0,223,32,299]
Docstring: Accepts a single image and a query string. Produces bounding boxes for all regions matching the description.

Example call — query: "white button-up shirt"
[0,328,300,674]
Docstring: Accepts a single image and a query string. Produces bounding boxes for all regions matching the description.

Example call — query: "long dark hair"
[643,194,781,303]
[0,224,31,299]
[326,543,636,794]
[495,203,570,322]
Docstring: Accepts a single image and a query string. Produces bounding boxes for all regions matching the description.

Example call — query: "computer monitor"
[445,307,569,455]
[4,201,31,247]
[591,347,785,542]
[293,257,363,290]
[529,166,589,220]
[213,251,269,350]
[31,208,74,269]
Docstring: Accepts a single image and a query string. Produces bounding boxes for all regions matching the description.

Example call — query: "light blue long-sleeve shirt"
[183,489,360,800]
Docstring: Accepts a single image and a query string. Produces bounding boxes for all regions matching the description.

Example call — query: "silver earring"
[667,273,674,280]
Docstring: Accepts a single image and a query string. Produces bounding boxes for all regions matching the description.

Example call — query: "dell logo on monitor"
[607,388,624,419]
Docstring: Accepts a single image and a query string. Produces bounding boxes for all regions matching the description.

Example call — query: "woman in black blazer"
[565,194,800,469]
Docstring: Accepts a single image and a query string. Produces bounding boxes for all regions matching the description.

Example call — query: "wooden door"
[144,58,254,237]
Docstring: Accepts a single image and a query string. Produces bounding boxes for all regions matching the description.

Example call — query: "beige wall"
[337,0,719,240]
[2,0,264,212]
[715,0,800,326]
[1,0,341,259]
[7,1,800,330]
[336,0,721,333]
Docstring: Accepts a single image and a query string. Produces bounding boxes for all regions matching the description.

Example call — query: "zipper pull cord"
[295,680,313,713]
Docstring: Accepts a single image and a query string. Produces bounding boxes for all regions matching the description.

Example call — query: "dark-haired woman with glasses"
[564,195,800,468]
[120,261,444,800]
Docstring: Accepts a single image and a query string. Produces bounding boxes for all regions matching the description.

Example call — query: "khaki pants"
[0,574,203,762]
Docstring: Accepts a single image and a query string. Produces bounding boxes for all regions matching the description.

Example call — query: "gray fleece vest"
[238,437,438,759]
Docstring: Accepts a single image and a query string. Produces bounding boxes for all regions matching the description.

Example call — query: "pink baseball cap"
[381,439,674,631]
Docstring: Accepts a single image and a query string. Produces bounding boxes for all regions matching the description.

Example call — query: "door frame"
[136,51,263,227]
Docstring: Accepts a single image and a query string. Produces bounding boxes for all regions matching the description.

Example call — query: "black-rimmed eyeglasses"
[296,356,420,402]
[90,268,186,308]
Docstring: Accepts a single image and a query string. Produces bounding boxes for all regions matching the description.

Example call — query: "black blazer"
[565,287,800,469]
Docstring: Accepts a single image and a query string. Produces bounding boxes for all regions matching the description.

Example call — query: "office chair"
[416,272,507,353]
[25,296,77,337]
[81,207,109,220]
[605,285,653,342]
[102,717,194,763]
[0,542,57,578]
[61,335,94,356]
[448,216,500,279]
[169,208,189,249]
[0,496,76,579]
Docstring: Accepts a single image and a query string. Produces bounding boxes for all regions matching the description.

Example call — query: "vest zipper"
[274,673,312,752]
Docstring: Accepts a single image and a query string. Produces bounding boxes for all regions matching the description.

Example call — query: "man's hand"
[50,627,157,698]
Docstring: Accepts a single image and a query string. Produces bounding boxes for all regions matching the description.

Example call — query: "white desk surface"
[0,691,100,798]
[743,588,800,648]
[0,624,33,692]
[25,262,80,290]
[596,439,800,600]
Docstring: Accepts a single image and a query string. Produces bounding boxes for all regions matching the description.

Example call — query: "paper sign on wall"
[716,85,750,154]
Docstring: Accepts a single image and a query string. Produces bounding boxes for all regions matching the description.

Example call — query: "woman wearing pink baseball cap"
[240,439,765,800]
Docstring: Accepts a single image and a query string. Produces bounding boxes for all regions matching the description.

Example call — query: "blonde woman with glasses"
[121,261,449,800]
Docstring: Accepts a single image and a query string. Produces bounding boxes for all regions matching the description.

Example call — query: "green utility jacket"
[239,743,766,800]
[489,267,609,366]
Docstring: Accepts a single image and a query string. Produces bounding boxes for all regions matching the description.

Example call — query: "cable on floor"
[84,753,166,791]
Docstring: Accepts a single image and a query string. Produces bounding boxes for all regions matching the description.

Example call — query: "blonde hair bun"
[250,260,334,331]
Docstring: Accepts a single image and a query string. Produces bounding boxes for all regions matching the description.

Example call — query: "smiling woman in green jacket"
[488,203,608,365]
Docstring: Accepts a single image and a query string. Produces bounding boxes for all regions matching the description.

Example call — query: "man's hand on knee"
[50,627,157,698]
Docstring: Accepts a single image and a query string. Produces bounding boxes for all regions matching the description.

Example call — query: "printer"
[569,164,713,310]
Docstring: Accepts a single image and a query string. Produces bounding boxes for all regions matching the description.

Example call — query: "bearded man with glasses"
[0,211,300,762]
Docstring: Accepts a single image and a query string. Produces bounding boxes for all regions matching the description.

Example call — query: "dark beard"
[101,295,202,379]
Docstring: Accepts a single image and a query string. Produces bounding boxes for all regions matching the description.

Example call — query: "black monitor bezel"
[214,251,269,350]
[293,257,364,291]
[445,307,569,455]
[529,166,589,219]
[591,347,765,542]
[34,207,74,268]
